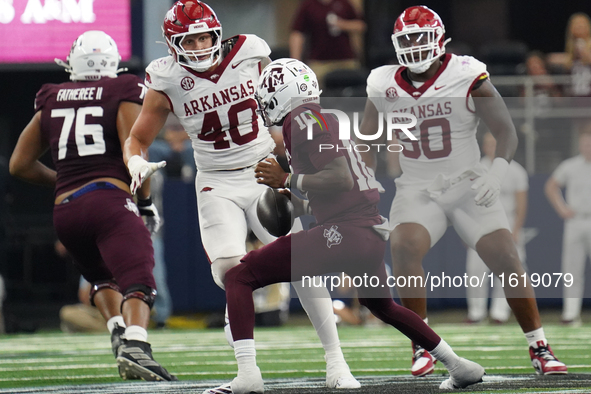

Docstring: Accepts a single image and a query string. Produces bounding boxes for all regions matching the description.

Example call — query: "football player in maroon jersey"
[200,58,486,393]
[10,30,175,382]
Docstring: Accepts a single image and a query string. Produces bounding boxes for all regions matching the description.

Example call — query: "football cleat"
[203,368,264,394]
[116,340,177,381]
[439,357,485,389]
[325,356,361,389]
[529,341,568,375]
[411,342,436,377]
[202,383,233,394]
[111,323,126,358]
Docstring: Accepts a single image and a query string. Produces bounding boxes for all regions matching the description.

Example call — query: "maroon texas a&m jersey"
[282,103,381,227]
[35,74,145,196]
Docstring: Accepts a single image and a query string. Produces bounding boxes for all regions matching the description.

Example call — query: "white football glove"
[471,157,509,208]
[137,197,162,234]
[127,155,166,195]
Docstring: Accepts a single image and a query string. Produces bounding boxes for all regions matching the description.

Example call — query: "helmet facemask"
[392,26,446,74]
[167,27,222,72]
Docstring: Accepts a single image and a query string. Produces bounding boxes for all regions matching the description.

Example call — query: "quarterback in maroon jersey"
[200,58,485,394]
[9,30,175,381]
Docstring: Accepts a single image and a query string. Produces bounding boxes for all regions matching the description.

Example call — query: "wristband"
[281,173,292,188]
[137,196,153,207]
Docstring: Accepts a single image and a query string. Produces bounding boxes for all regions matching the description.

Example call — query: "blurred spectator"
[148,114,196,328]
[289,0,366,88]
[566,13,591,97]
[544,128,591,326]
[465,132,529,324]
[521,51,562,102]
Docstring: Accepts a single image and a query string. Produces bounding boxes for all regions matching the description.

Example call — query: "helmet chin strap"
[54,58,72,73]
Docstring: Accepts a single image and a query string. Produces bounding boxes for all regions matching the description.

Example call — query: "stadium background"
[1,0,591,330]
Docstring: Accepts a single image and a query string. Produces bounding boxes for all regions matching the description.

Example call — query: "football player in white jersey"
[465,132,529,324]
[123,0,359,390]
[545,130,591,326]
[359,5,567,376]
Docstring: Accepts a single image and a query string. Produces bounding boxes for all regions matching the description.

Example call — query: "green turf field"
[0,322,589,393]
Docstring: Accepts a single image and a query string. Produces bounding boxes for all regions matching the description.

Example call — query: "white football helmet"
[255,58,321,127]
[162,0,222,72]
[391,6,451,74]
[55,30,123,81]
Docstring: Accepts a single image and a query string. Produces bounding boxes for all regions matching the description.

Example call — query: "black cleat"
[116,340,178,381]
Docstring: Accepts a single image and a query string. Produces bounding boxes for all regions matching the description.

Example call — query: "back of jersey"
[36,74,145,196]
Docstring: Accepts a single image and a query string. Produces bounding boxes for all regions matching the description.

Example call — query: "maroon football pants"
[53,188,156,293]
[225,224,440,350]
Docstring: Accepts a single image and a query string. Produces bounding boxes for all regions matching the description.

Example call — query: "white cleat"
[203,367,264,394]
[326,360,361,389]
[439,357,485,390]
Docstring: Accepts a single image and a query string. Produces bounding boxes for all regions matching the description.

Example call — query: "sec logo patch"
[181,76,195,91]
[386,87,398,102]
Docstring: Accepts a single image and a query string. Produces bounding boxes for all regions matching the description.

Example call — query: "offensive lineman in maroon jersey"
[9,31,175,381]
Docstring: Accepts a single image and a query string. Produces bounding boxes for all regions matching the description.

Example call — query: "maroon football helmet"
[162,0,222,72]
[392,6,450,73]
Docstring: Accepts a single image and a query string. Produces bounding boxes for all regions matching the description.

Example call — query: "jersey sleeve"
[305,131,345,172]
[144,57,175,92]
[459,55,489,86]
[511,161,529,192]
[34,83,55,112]
[117,74,145,105]
[240,34,271,61]
[552,160,570,187]
[366,67,387,112]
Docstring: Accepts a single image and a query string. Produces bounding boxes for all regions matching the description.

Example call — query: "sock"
[430,339,460,369]
[525,327,546,348]
[234,339,258,373]
[224,305,234,348]
[125,325,148,342]
[291,281,343,364]
[107,316,126,334]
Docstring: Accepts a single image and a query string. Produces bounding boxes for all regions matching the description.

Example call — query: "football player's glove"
[137,197,162,234]
[127,155,166,195]
[471,157,509,208]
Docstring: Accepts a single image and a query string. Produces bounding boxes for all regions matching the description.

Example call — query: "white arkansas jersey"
[367,54,489,188]
[145,34,275,171]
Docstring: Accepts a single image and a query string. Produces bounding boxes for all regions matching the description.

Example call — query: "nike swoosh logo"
[231,60,244,69]
[434,85,445,90]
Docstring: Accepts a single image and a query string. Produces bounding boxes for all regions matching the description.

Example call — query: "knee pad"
[121,284,157,310]
[89,280,120,307]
